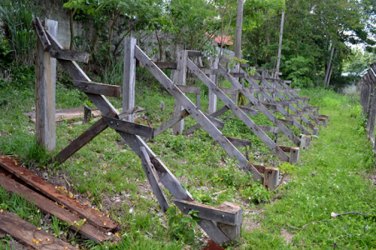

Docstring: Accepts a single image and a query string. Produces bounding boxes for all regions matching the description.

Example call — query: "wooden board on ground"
[0,170,114,242]
[25,107,101,123]
[0,211,77,250]
[0,156,118,231]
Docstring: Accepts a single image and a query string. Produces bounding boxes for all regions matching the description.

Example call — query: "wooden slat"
[153,61,177,69]
[139,147,169,212]
[174,200,242,226]
[190,60,290,162]
[134,46,262,180]
[154,110,190,137]
[176,85,200,95]
[103,116,154,138]
[0,173,112,242]
[25,107,102,123]
[54,118,108,164]
[50,49,90,63]
[0,156,118,231]
[226,137,251,147]
[32,18,51,51]
[74,80,121,97]
[0,211,77,250]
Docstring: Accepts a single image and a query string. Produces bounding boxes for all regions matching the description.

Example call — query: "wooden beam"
[35,19,57,151]
[209,56,219,113]
[74,80,121,97]
[0,173,112,242]
[122,36,137,122]
[139,147,169,212]
[226,137,251,147]
[174,200,242,226]
[32,18,51,51]
[153,61,177,69]
[103,116,154,138]
[50,48,90,63]
[54,118,108,164]
[0,156,118,231]
[154,110,190,137]
[0,211,76,250]
[173,51,188,135]
[191,61,290,162]
[134,46,262,179]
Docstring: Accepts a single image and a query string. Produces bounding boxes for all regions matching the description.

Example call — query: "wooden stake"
[122,36,137,122]
[173,50,188,134]
[35,19,57,151]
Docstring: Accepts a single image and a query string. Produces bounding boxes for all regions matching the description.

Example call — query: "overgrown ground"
[0,66,375,249]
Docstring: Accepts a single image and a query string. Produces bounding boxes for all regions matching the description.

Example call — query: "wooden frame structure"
[33,18,243,245]
[359,63,376,150]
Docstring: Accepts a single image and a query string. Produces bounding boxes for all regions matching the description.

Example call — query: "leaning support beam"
[154,109,190,137]
[103,116,154,138]
[189,60,290,162]
[54,118,108,164]
[35,19,57,151]
[140,147,169,212]
[135,46,263,180]
[185,106,229,135]
[74,80,121,97]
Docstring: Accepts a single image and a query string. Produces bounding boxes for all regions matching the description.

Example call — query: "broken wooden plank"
[154,61,177,69]
[226,137,252,147]
[140,147,169,212]
[154,110,190,137]
[0,173,112,242]
[0,211,77,250]
[25,108,101,123]
[74,80,121,97]
[50,49,90,63]
[54,118,108,164]
[174,200,242,226]
[103,116,154,138]
[0,156,118,231]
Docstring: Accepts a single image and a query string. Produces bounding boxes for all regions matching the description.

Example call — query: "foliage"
[0,0,37,65]
[166,207,198,245]
[284,56,315,88]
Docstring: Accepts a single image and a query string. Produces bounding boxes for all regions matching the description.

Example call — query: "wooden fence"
[359,63,376,150]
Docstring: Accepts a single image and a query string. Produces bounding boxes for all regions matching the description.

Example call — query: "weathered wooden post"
[208,56,219,113]
[35,19,57,151]
[172,50,188,134]
[122,36,137,122]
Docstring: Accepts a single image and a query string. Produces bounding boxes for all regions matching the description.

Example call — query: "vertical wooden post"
[122,36,137,122]
[35,19,57,151]
[275,10,285,78]
[173,50,188,134]
[264,167,279,190]
[289,147,300,164]
[208,56,219,113]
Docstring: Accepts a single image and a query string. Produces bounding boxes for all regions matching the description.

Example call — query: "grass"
[0,65,375,249]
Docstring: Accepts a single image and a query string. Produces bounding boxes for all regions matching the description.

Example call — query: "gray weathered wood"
[226,137,252,147]
[173,51,188,134]
[35,19,57,151]
[263,167,279,190]
[103,116,154,138]
[122,36,137,122]
[50,49,90,63]
[174,200,242,226]
[140,147,169,212]
[209,56,219,113]
[190,61,289,161]
[54,118,108,164]
[154,110,190,137]
[33,18,51,51]
[45,31,240,244]
[135,46,262,179]
[74,80,121,97]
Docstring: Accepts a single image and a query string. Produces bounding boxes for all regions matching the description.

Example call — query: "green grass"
[0,66,375,249]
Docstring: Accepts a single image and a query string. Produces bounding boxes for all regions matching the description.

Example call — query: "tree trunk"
[275,10,285,78]
[235,0,244,59]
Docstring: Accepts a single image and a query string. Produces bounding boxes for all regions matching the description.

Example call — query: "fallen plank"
[0,156,118,231]
[0,211,77,250]
[174,200,242,226]
[0,172,113,242]
[25,107,101,123]
[103,116,154,138]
